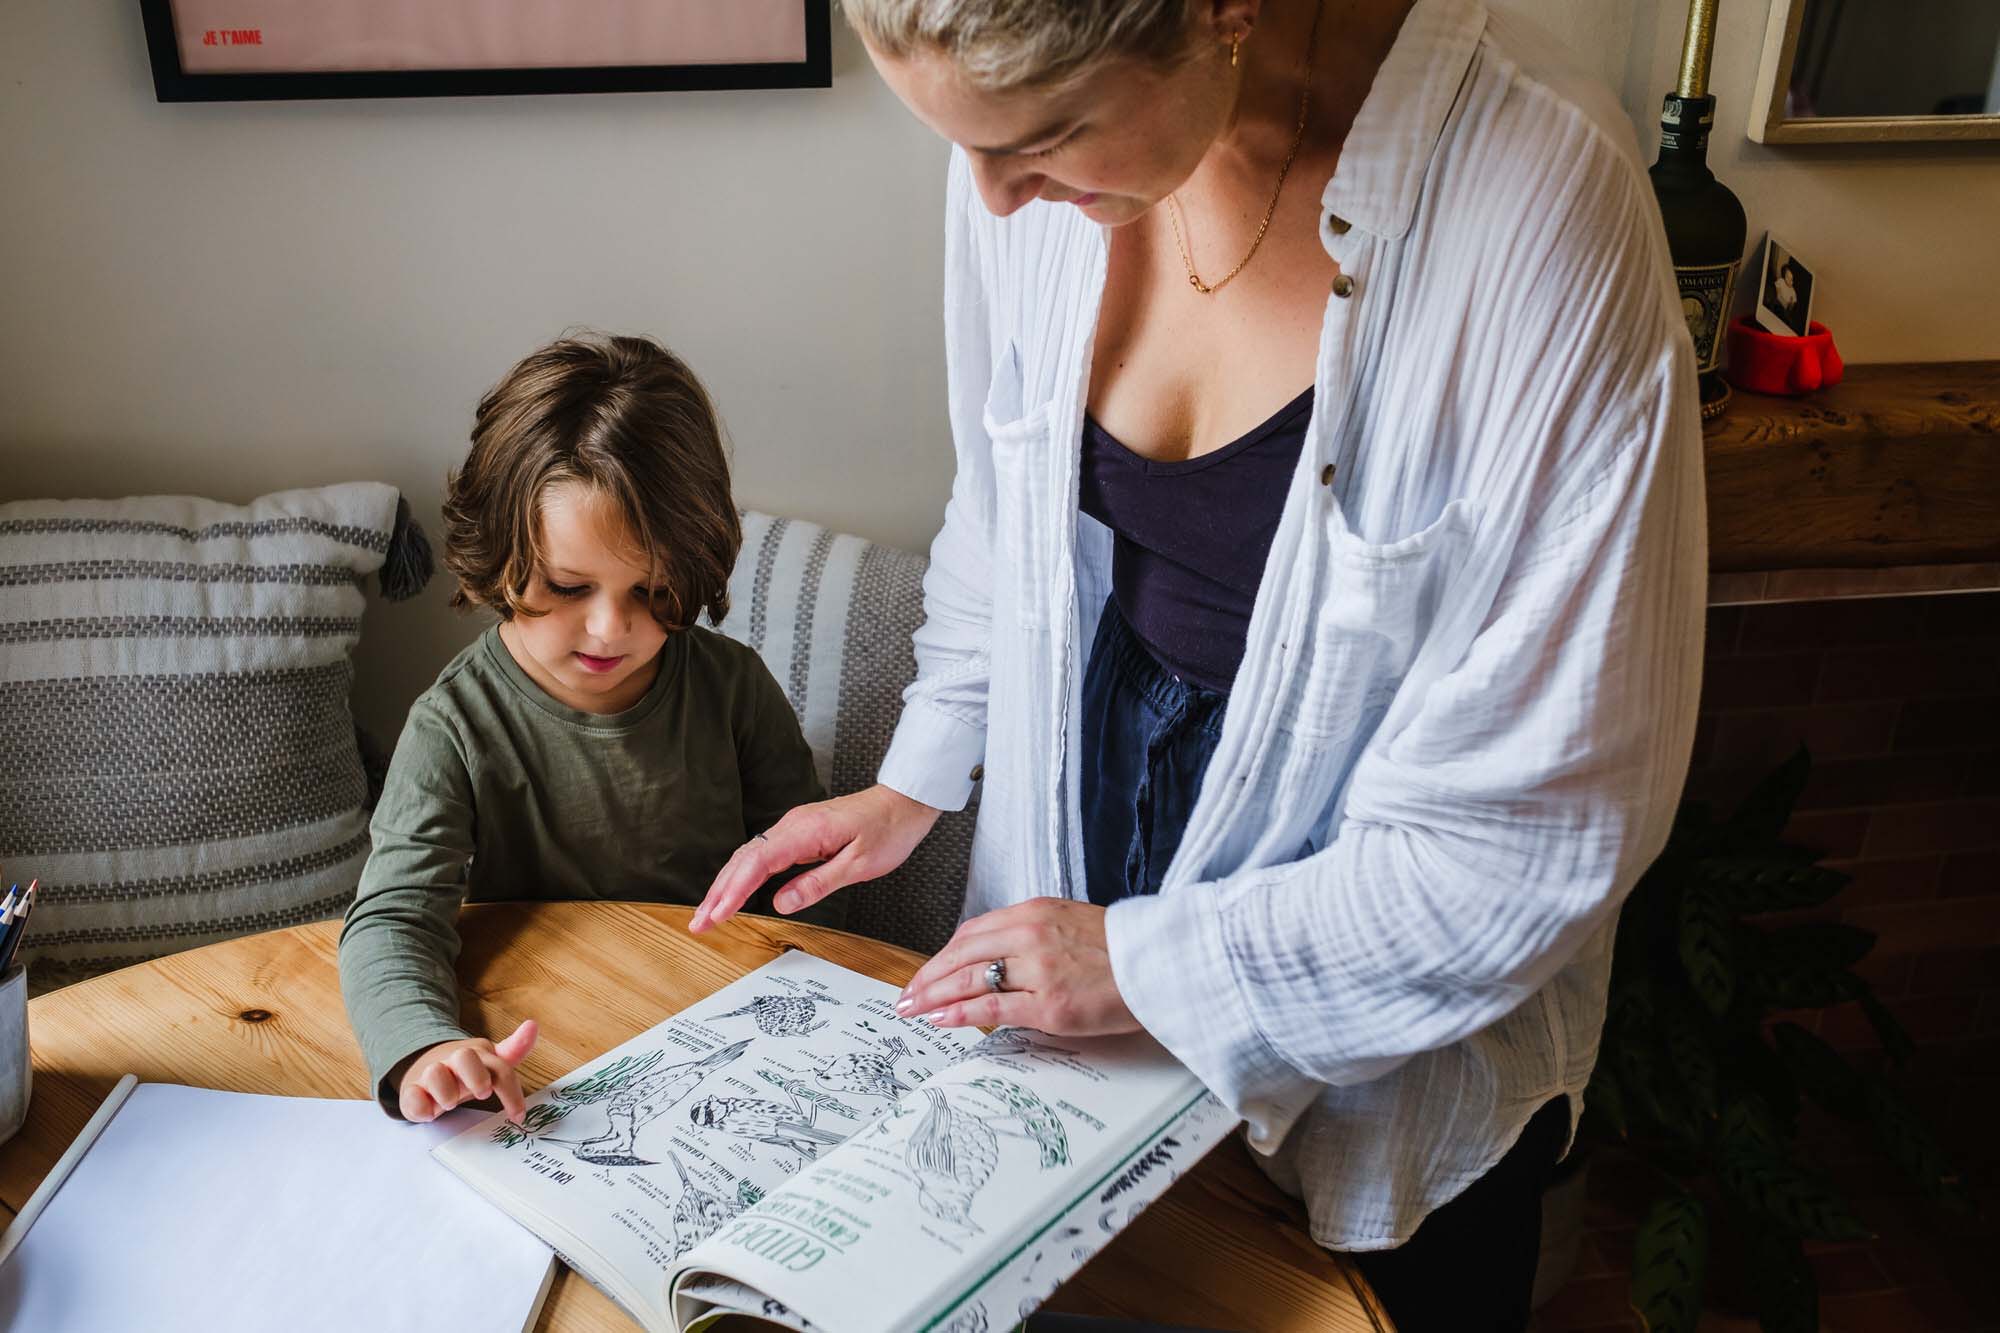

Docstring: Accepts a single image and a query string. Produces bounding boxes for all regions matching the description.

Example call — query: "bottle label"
[1658,94,1715,157]
[1674,261,1737,373]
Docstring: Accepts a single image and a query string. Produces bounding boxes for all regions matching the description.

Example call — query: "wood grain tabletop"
[0,901,1390,1333]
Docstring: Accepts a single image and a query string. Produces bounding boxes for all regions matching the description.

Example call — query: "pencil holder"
[0,963,27,1147]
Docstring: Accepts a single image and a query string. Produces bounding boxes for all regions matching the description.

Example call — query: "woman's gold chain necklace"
[1167,2,1325,295]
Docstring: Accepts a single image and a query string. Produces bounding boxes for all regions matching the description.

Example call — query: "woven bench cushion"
[720,512,973,957]
[0,483,406,992]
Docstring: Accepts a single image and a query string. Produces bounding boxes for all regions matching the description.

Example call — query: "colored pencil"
[0,881,33,973]
[0,889,18,972]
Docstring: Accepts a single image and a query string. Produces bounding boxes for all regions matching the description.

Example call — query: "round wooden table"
[0,903,1390,1332]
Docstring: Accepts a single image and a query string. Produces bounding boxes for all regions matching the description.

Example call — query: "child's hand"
[397,1019,539,1124]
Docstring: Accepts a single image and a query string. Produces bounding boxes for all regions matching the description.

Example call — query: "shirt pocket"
[1294,497,1480,742]
[982,339,1057,628]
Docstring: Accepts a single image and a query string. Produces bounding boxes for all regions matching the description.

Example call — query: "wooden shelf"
[1703,361,2000,574]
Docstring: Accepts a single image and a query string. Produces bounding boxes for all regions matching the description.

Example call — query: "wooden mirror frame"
[1749,0,2000,143]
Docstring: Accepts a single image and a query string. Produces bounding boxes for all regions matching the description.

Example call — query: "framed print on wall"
[139,1,831,102]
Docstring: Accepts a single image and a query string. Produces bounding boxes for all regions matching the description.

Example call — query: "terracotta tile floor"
[1531,1041,1999,1333]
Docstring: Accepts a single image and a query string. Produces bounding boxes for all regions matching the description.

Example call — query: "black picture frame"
[139,1,830,102]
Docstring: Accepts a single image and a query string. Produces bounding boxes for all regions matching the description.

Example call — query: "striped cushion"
[0,483,406,993]
[721,512,973,957]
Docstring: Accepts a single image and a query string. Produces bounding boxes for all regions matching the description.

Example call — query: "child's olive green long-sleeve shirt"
[338,625,832,1112]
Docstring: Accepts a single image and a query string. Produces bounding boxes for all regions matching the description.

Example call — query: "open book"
[434,949,1238,1332]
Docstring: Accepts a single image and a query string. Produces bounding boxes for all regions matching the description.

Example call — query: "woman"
[695,1,1705,1325]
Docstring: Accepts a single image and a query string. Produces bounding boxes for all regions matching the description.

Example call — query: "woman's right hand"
[691,784,942,932]
[397,1020,538,1124]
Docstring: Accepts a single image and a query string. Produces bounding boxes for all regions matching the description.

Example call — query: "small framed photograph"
[1754,234,1816,338]
[139,0,830,102]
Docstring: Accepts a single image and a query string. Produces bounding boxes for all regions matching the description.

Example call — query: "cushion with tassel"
[0,481,431,993]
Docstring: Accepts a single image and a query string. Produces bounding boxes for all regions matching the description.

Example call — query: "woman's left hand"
[895,898,1142,1037]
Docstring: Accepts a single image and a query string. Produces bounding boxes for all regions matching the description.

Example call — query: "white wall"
[1606,0,2000,363]
[5,2,1996,738]
[0,5,953,738]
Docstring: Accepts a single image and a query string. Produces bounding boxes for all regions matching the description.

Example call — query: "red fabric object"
[1726,317,1845,395]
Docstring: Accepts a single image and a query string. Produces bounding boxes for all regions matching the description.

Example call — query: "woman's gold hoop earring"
[1230,34,1242,67]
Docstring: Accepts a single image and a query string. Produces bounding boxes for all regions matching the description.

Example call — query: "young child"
[339,333,834,1124]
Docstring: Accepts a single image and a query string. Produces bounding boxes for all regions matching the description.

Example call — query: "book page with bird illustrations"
[665,1020,1237,1333]
[433,949,974,1331]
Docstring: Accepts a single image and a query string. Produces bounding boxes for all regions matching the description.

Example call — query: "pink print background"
[172,1,806,73]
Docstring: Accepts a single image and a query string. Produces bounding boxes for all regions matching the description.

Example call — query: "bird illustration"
[813,1034,914,1102]
[669,1155,740,1255]
[706,992,839,1037]
[559,1039,751,1165]
[906,1088,999,1231]
[964,1029,1079,1063]
[688,1089,847,1160]
[965,1076,1070,1168]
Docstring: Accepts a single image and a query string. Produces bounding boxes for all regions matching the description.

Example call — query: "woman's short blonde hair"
[843,0,1201,90]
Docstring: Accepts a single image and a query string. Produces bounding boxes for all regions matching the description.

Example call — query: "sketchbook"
[433,949,1238,1333]
[0,1083,556,1332]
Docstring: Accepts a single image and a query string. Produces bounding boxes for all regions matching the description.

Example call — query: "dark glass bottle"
[1649,0,1747,416]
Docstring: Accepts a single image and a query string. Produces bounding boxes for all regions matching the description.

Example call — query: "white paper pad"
[0,1083,554,1332]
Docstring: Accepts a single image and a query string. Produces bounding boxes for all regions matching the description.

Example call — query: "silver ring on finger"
[983,958,1007,993]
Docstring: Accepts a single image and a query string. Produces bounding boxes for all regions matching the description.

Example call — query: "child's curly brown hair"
[441,333,740,630]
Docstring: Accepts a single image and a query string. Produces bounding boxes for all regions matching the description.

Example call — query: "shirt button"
[969,764,984,782]
[1326,213,1351,235]
[1320,463,1336,486]
[1331,273,1356,298]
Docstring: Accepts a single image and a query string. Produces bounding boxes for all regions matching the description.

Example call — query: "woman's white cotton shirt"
[878,0,1707,1249]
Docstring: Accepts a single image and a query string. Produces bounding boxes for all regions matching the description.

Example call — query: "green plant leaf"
[1859,1077,1976,1212]
[1771,1022,1863,1120]
[1716,1146,1873,1241]
[1721,746,1811,851]
[1744,928,1866,1009]
[1697,855,1849,914]
[1593,755,1975,1306]
[1762,922,1877,973]
[1616,1037,1695,1146]
[1679,884,1737,1017]
[1582,1065,1630,1141]
[1716,1093,1785,1154]
[1744,1226,1818,1333]
[1661,1002,1720,1121]
[1856,989,1916,1068]
[1629,1193,1707,1333]
[1610,993,1703,1147]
